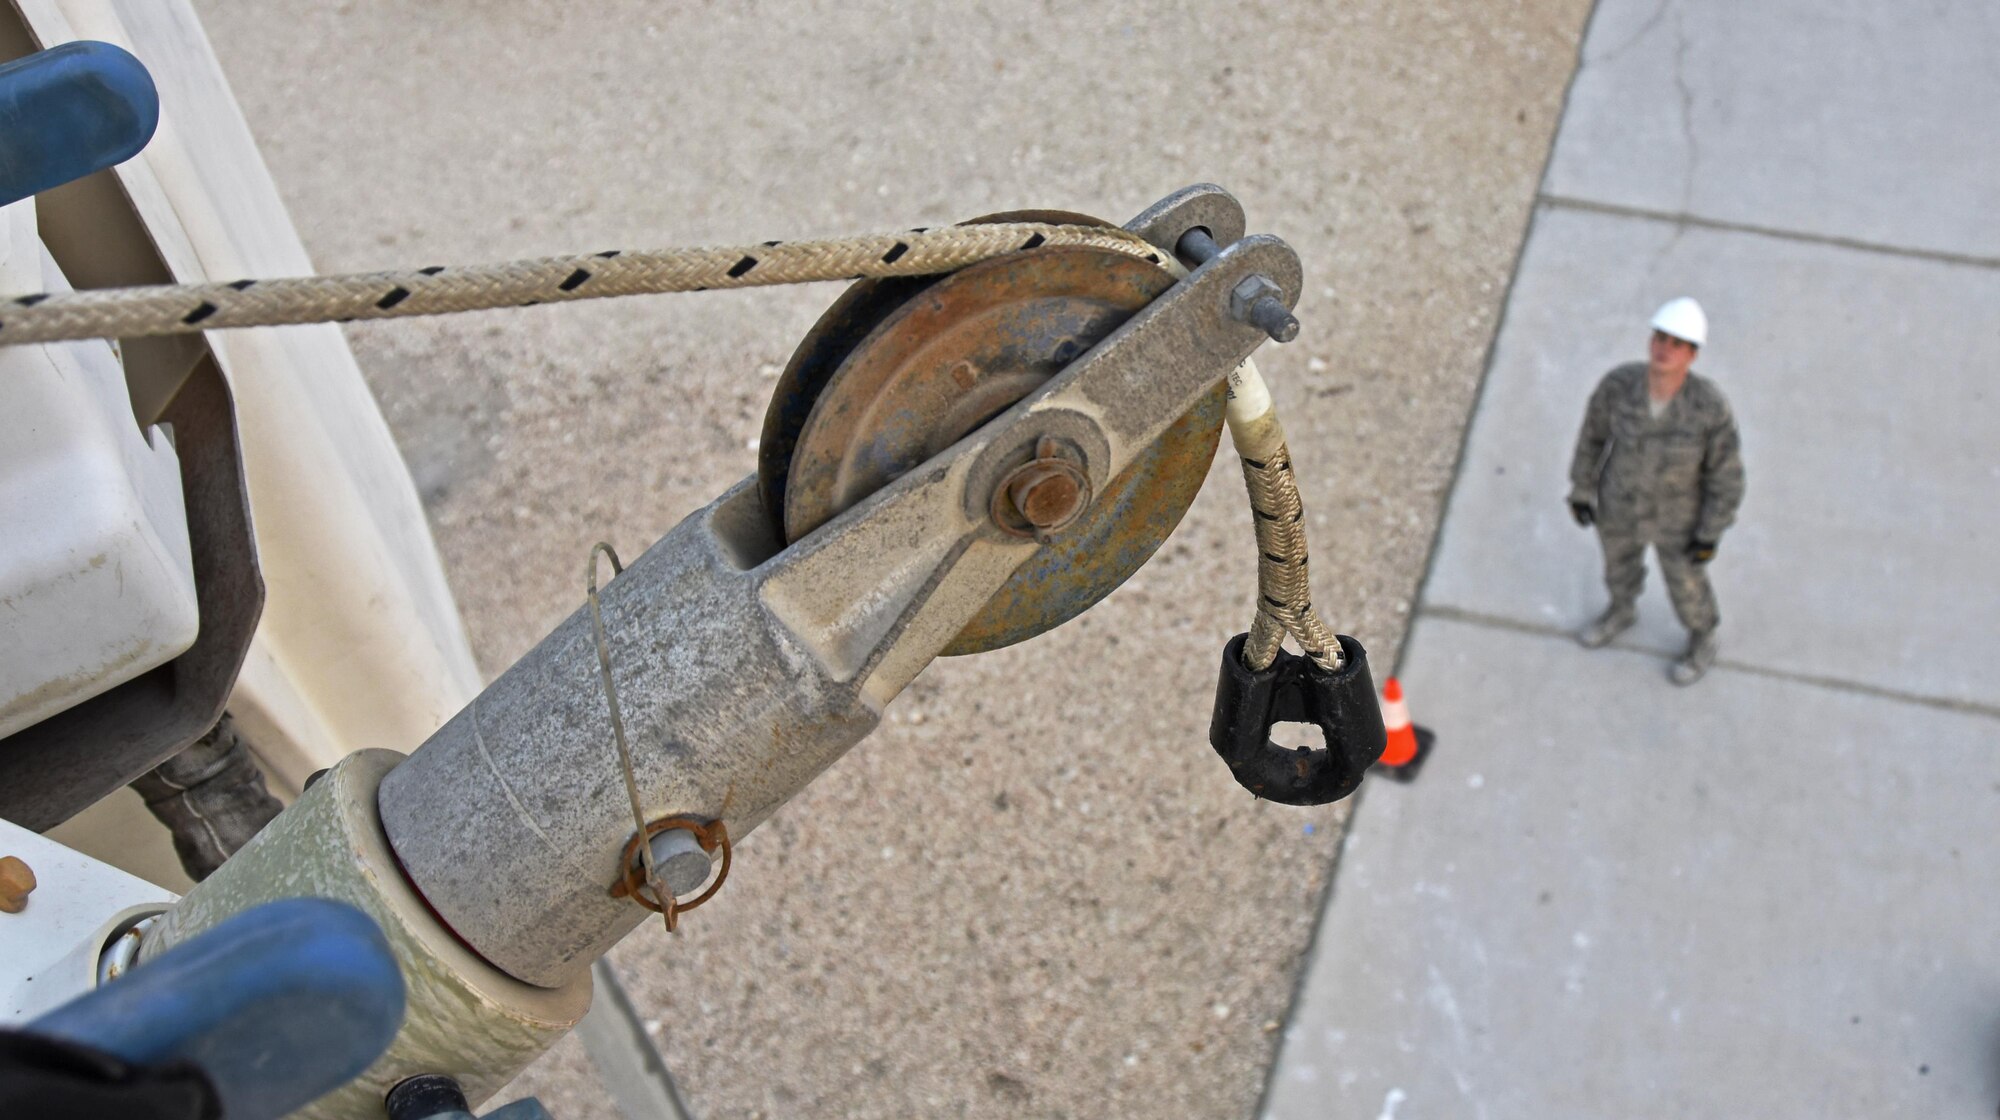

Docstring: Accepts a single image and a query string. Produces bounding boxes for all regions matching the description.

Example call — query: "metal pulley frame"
[366,185,1300,986]
[117,186,1386,1115]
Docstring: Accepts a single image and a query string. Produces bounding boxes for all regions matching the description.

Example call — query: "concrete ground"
[1268,1,2000,1116]
[192,2,1591,1116]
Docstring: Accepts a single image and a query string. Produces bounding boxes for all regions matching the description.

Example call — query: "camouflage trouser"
[1597,524,1718,635]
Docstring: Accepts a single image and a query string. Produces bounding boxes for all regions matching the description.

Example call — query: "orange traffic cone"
[1373,677,1434,782]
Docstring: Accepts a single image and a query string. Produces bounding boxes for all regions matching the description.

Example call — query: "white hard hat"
[1650,297,1707,347]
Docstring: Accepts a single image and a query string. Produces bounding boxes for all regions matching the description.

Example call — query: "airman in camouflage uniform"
[1568,298,1744,684]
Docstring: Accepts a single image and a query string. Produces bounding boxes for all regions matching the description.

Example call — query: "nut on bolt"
[993,437,1092,537]
[0,855,35,913]
[1230,274,1300,343]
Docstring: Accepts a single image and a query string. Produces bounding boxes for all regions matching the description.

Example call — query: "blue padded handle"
[0,40,159,207]
[30,897,406,1120]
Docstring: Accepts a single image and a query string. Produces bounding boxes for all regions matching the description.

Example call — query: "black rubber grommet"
[1207,633,1386,806]
[385,1074,470,1120]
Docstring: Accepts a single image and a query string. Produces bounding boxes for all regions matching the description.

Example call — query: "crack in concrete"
[1671,8,1699,215]
[1585,0,1671,65]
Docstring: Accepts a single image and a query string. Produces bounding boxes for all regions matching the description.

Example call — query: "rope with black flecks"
[1225,360,1344,674]
[0,214,1345,672]
[0,223,1169,344]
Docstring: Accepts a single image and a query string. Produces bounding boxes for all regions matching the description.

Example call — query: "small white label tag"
[1225,359,1273,429]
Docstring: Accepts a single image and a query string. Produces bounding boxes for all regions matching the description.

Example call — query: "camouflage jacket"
[1568,362,1745,541]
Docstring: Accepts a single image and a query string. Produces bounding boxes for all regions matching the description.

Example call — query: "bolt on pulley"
[991,436,1092,538]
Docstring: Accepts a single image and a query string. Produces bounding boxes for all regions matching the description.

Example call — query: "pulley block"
[759,211,1224,655]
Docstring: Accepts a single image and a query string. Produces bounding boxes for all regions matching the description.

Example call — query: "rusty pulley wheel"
[757,212,1224,656]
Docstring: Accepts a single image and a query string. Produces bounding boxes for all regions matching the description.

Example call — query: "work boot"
[1670,629,1719,686]
[1576,605,1635,649]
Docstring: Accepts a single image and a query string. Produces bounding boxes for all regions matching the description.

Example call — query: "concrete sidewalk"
[1266,1,2000,1117]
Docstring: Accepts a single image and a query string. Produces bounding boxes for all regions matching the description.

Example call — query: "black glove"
[1687,538,1718,564]
[1569,501,1595,528]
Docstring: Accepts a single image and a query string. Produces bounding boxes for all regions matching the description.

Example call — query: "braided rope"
[0,222,1168,345]
[1226,361,1344,674]
[1,214,1345,665]
[1240,445,1343,672]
